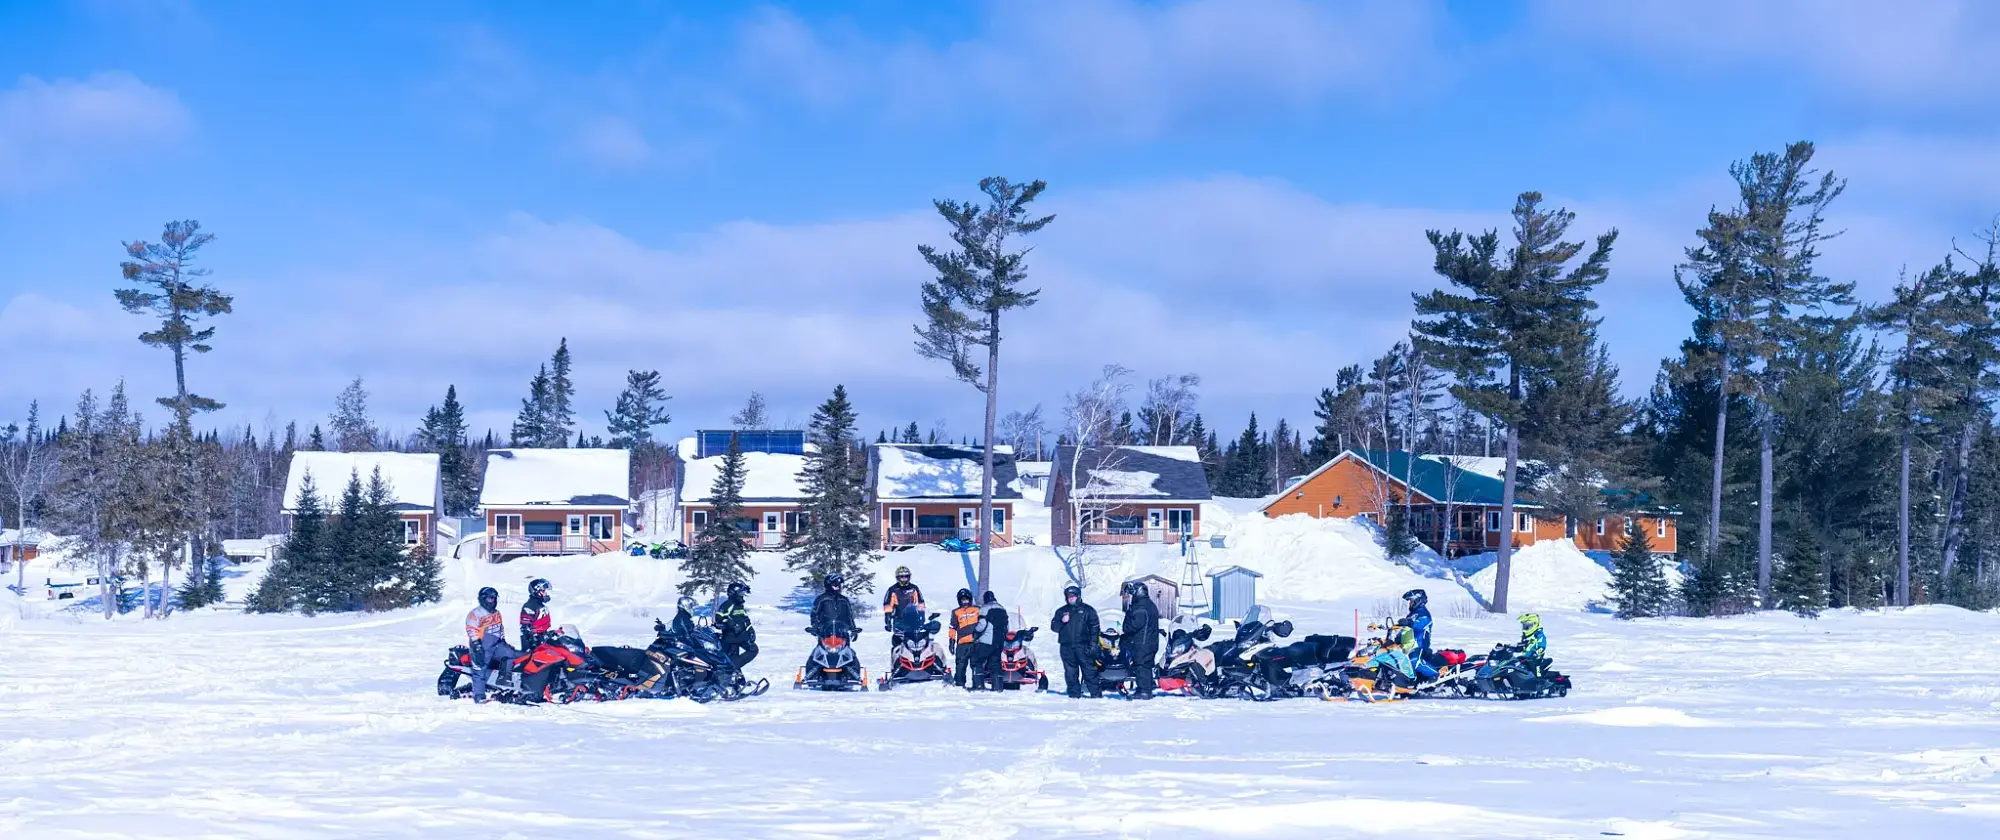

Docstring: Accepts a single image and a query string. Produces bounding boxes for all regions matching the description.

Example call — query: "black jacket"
[716,595,754,641]
[980,602,1010,646]
[882,582,924,622]
[519,596,553,650]
[1051,601,1100,655]
[809,591,858,640]
[1123,596,1160,658]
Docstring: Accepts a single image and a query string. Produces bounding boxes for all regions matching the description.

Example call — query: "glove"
[470,647,489,669]
[884,620,893,632]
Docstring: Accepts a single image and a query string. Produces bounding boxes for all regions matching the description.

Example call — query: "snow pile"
[1224,514,1475,608]
[1083,469,1165,496]
[682,451,808,502]
[875,444,1015,499]
[286,451,440,511]
[479,449,630,506]
[1470,540,1612,612]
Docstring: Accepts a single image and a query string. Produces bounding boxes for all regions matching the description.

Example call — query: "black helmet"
[957,588,974,605]
[477,587,498,610]
[982,591,997,605]
[1402,588,1427,610]
[825,573,844,592]
[1063,584,1081,602]
[727,581,750,599]
[530,578,551,602]
[1122,580,1147,600]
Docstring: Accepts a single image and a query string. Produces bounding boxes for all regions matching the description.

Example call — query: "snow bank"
[479,449,630,507]
[681,451,808,502]
[1469,540,1612,612]
[1224,514,1475,608]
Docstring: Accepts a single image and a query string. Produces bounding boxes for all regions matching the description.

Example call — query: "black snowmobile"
[646,605,770,702]
[1090,628,1137,696]
[795,622,869,691]
[1467,643,1571,700]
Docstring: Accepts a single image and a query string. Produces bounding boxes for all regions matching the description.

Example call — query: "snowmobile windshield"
[1243,605,1274,626]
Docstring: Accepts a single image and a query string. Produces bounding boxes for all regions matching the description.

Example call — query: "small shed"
[1127,574,1179,620]
[1207,565,1264,623]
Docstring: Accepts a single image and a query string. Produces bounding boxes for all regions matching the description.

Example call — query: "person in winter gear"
[465,587,518,703]
[882,566,925,633]
[1518,613,1547,671]
[1051,584,1102,698]
[1402,588,1433,655]
[520,578,554,651]
[974,591,1010,690]
[715,581,757,669]
[808,573,859,641]
[1121,581,1160,698]
[949,588,981,688]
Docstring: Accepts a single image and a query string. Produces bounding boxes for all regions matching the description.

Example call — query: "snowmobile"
[1090,626,1141,696]
[438,626,594,704]
[1249,634,1357,700]
[1466,643,1571,700]
[996,626,1051,691]
[1321,621,1421,703]
[879,611,951,690]
[649,613,770,701]
[795,630,870,691]
[1205,608,1297,700]
[938,536,980,553]
[1158,625,1222,697]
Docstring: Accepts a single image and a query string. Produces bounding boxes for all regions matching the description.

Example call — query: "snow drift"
[1470,540,1612,612]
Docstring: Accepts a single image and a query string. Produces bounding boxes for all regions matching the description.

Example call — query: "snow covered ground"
[5,541,2000,839]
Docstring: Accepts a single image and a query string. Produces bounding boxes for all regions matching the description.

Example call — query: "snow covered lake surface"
[5,550,1999,837]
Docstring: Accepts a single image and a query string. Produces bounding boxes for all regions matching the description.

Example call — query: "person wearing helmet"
[715,581,758,668]
[971,591,1010,690]
[882,565,926,636]
[807,573,859,641]
[1402,588,1437,680]
[949,588,981,688]
[1120,580,1160,699]
[519,578,554,651]
[1517,613,1547,670]
[1051,584,1102,698]
[464,586,516,703]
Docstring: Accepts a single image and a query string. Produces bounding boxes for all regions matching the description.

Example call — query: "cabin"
[479,448,631,561]
[284,451,443,548]
[869,443,1019,550]
[1261,449,1678,557]
[221,536,284,563]
[1013,461,1052,495]
[1047,445,1213,547]
[678,430,812,550]
[1,527,47,573]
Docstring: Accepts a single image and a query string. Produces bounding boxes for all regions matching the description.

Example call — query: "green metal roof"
[1349,450,1510,507]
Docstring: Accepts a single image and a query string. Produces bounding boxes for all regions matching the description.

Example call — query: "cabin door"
[564,515,585,551]
[1146,509,1165,543]
[761,512,783,548]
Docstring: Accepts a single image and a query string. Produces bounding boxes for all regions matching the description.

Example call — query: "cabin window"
[917,514,956,533]
[991,507,1007,533]
[889,508,915,533]
[783,511,801,533]
[587,515,615,541]
[728,517,759,534]
[959,509,978,529]
[1596,518,1607,536]
[494,514,522,537]
[1106,514,1144,535]
[691,510,709,529]
[1167,508,1195,533]
[524,521,561,537]
[402,519,421,545]
[1079,509,1105,533]
[1485,511,1499,532]
[1657,518,1667,539]
[1517,513,1531,532]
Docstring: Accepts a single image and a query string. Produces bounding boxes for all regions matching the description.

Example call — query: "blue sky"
[3,0,1998,443]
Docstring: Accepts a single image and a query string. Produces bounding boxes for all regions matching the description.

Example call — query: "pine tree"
[329,378,377,452]
[605,369,673,449]
[176,554,226,609]
[512,365,551,447]
[419,385,477,517]
[876,430,888,444]
[314,472,368,613]
[1383,504,1418,561]
[252,473,325,614]
[1610,517,1670,618]
[901,422,920,444]
[115,219,233,418]
[403,540,444,606]
[305,425,325,451]
[680,433,754,597]
[787,386,877,590]
[355,468,408,611]
[545,338,576,447]
[1772,522,1829,618]
[731,392,769,429]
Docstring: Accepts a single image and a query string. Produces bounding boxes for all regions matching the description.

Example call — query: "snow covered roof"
[0,527,52,547]
[1015,461,1052,478]
[479,448,631,508]
[873,444,1021,501]
[285,452,441,513]
[221,537,282,557]
[1049,445,1213,503]
[682,451,810,504]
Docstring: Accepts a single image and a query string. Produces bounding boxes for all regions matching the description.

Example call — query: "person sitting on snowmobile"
[520,578,554,651]
[1051,584,1101,698]
[1121,580,1160,699]
[972,591,1010,691]
[715,581,757,669]
[949,589,981,688]
[465,586,517,703]
[807,573,859,641]
[882,566,925,635]
[1402,589,1438,679]
[1517,613,1547,671]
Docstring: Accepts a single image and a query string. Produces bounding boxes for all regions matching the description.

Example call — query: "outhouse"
[1126,574,1179,620]
[1207,565,1264,623]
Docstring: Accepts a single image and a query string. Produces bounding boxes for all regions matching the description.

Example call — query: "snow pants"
[954,643,977,688]
[723,634,758,670]
[980,644,1004,690]
[473,638,520,701]
[1129,660,1157,695]
[1060,649,1099,698]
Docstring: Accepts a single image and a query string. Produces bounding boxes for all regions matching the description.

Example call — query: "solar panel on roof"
[697,430,806,458]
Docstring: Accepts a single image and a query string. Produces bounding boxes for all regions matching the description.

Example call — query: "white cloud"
[570,115,653,170]
[1530,0,2000,104]
[741,0,1440,139]
[0,73,192,192]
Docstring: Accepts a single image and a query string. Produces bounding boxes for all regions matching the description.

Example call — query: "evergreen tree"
[115,219,233,418]
[902,422,921,443]
[1867,266,1950,607]
[1610,517,1670,619]
[1305,368,1366,467]
[511,365,551,447]
[680,433,754,597]
[605,369,673,449]
[1772,522,1830,618]
[419,385,477,517]
[1414,192,1616,612]
[313,472,368,613]
[786,386,877,590]
[545,338,576,447]
[353,468,408,611]
[329,378,377,452]
[876,430,888,444]
[305,425,325,451]
[1223,414,1268,497]
[731,392,769,429]
[1383,504,1418,561]
[1932,236,2000,603]
[402,540,444,606]
[252,473,324,614]
[175,553,226,609]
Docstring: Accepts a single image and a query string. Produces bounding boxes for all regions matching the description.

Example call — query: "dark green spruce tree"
[786,386,877,591]
[680,433,754,597]
[249,473,323,613]
[1610,517,1670,618]
[1383,503,1418,561]
[1772,519,1829,618]
[419,385,478,517]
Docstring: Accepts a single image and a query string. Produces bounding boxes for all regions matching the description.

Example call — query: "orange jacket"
[950,605,982,646]
[465,606,505,646]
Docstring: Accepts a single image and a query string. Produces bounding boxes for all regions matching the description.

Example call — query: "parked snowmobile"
[1206,608,1296,700]
[1091,625,1137,696]
[1158,625,1221,697]
[650,612,770,702]
[1466,643,1571,700]
[1249,634,1357,700]
[880,610,951,690]
[996,626,1050,691]
[938,536,979,553]
[795,632,869,691]
[1322,620,1423,703]
[438,626,594,704]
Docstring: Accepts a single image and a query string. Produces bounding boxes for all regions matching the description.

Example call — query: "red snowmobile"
[996,626,1050,691]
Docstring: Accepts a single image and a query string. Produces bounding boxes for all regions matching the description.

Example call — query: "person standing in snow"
[949,589,981,688]
[881,565,925,636]
[1120,581,1160,699]
[519,578,554,650]
[808,573,859,641]
[465,586,517,703]
[715,581,757,668]
[1051,584,1101,698]
[973,591,1009,691]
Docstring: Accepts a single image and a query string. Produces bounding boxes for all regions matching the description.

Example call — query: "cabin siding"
[485,507,624,559]
[1264,457,1423,519]
[681,502,807,550]
[876,501,1015,549]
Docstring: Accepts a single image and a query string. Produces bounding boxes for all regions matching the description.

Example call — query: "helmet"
[727,581,750,599]
[1402,588,1428,610]
[677,595,697,614]
[529,578,551,602]
[1519,613,1542,633]
[982,591,997,604]
[895,565,911,579]
[825,573,844,591]
[1063,584,1082,602]
[957,588,974,605]
[477,587,498,610]
[1122,580,1148,600]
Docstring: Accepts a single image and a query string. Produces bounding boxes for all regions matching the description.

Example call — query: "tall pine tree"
[512,365,551,447]
[419,385,477,516]
[545,338,576,446]
[786,386,876,590]
[681,433,754,597]
[1610,517,1670,619]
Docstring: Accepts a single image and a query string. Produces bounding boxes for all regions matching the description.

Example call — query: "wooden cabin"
[1262,449,1678,557]
[1047,445,1214,547]
[677,431,812,550]
[478,448,631,560]
[284,451,442,548]
[869,443,1018,550]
